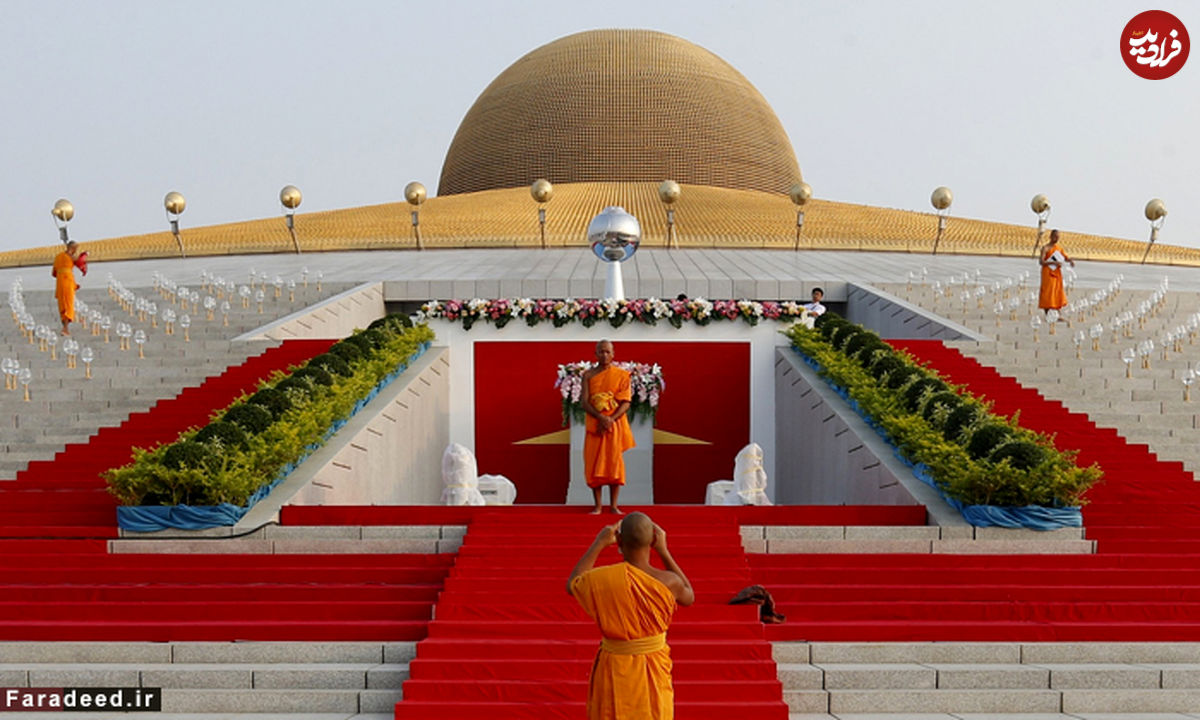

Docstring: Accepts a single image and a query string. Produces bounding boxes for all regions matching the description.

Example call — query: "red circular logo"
[1122,10,1190,79]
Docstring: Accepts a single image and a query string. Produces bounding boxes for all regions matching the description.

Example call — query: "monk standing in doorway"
[581,339,635,514]
[568,512,695,719]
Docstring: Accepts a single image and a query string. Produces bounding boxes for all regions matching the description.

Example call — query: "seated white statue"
[440,443,486,506]
[724,442,773,506]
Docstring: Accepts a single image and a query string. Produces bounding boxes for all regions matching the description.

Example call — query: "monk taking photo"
[568,511,695,720]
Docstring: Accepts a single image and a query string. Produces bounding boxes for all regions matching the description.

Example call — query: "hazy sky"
[0,1,1196,254]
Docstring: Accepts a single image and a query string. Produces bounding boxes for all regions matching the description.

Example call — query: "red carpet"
[0,340,460,642]
[0,339,333,538]
[750,339,1200,642]
[393,508,790,720]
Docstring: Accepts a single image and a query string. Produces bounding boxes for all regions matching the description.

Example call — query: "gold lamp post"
[164,191,187,258]
[930,186,953,255]
[405,182,426,250]
[530,179,553,248]
[1030,193,1051,256]
[789,182,812,250]
[279,185,303,254]
[658,180,681,249]
[51,199,74,245]
[1142,198,1167,265]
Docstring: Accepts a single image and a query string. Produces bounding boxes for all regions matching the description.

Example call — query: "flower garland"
[417,297,814,330]
[555,361,665,426]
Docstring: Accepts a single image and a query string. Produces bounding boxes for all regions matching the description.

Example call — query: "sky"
[0,1,1197,254]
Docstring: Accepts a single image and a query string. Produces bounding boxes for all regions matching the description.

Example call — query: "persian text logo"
[1122,10,1189,79]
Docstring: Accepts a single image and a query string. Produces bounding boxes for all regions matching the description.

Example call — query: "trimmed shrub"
[902,377,944,411]
[853,337,889,367]
[966,423,1013,461]
[309,353,352,377]
[293,366,334,387]
[990,440,1047,471]
[813,311,839,331]
[942,403,980,442]
[358,328,388,349]
[843,332,875,358]
[275,376,313,397]
[162,441,211,470]
[194,421,246,449]
[223,403,274,435]
[870,354,905,382]
[248,387,291,419]
[830,324,862,350]
[921,391,962,425]
[328,341,363,364]
[818,315,847,340]
[885,365,919,390]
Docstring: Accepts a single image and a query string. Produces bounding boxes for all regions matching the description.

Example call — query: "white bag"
[440,443,486,506]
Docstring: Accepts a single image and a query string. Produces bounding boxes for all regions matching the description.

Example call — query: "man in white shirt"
[803,287,826,316]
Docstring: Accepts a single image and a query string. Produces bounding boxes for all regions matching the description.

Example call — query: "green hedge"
[787,320,1101,508]
[105,315,434,507]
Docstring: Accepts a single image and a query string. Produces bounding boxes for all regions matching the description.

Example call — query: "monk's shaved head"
[619,512,654,551]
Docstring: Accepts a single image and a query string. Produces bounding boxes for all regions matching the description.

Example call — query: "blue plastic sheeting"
[116,342,431,532]
[792,347,1081,531]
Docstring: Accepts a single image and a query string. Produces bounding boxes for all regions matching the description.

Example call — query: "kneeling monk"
[568,512,695,720]
[581,339,635,514]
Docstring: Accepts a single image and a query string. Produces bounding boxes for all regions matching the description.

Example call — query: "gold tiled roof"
[438,29,803,196]
[0,182,1191,268]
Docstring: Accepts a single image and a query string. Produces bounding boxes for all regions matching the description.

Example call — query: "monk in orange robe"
[1038,229,1074,313]
[568,512,695,720]
[52,242,81,335]
[581,340,635,515]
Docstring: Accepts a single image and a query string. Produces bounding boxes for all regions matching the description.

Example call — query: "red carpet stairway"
[392,507,790,720]
[750,339,1200,642]
[0,339,452,642]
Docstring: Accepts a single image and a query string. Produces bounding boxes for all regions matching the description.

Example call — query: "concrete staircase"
[0,640,412,718]
[0,279,347,479]
[778,641,1200,716]
[885,279,1200,476]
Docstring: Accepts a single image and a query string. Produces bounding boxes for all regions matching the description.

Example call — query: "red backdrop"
[473,341,750,503]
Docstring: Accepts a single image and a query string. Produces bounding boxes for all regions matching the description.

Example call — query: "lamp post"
[588,206,641,301]
[530,179,553,248]
[930,186,953,255]
[405,182,426,250]
[164,191,187,258]
[790,182,812,250]
[51,199,74,245]
[1030,193,1050,256]
[279,185,302,254]
[658,180,680,249]
[1142,198,1167,265]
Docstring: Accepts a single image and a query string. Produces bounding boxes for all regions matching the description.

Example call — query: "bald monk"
[568,512,695,720]
[581,340,635,514]
[51,241,81,335]
[1038,229,1074,314]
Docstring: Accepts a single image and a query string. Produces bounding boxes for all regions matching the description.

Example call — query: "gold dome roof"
[438,29,802,196]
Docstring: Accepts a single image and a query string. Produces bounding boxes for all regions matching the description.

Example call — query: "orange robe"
[584,366,635,488]
[1039,242,1069,310]
[571,563,677,720]
[52,251,77,324]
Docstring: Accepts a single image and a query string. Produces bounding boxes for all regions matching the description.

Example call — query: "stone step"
[0,662,408,690]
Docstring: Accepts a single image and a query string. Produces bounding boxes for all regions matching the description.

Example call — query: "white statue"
[724,442,772,506]
[440,443,486,506]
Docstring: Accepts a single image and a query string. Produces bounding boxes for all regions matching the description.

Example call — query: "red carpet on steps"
[747,339,1200,643]
[0,339,333,539]
[391,508,791,720]
[0,339,461,642]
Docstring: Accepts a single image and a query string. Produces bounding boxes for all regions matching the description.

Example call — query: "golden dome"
[438,29,802,196]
